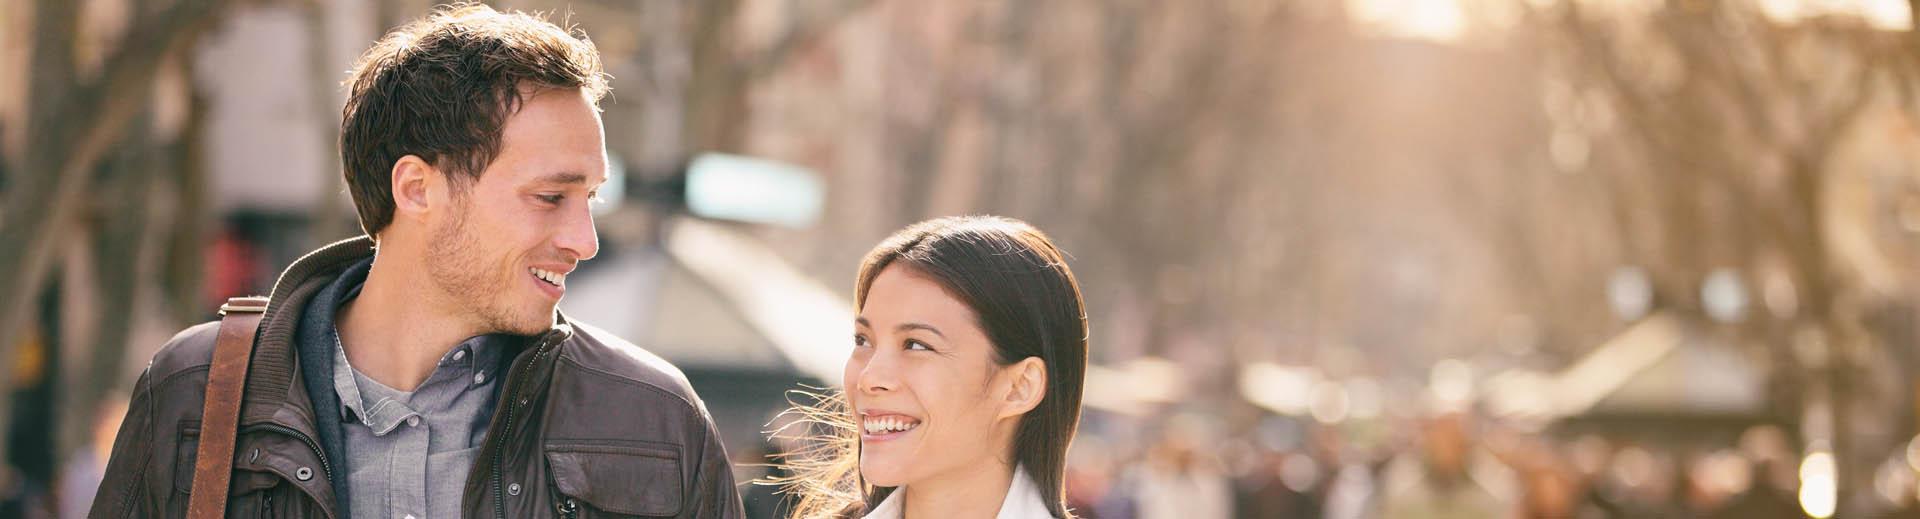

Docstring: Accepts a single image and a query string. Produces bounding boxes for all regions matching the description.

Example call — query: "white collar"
[861,465,1054,519]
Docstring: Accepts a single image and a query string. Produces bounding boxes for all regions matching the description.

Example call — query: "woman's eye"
[853,334,870,348]
[905,340,932,351]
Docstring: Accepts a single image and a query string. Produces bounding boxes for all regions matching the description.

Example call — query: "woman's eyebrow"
[854,318,946,338]
[895,322,945,338]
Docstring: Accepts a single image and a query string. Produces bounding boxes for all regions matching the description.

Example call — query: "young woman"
[777,216,1089,519]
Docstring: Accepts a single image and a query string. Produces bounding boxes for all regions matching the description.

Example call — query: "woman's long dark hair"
[771,215,1088,519]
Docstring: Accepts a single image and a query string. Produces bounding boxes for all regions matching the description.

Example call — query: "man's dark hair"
[339,2,609,236]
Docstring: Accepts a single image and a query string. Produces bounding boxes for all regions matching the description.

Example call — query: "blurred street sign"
[684,153,824,228]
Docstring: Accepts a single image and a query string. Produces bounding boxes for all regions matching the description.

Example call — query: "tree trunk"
[0,0,230,467]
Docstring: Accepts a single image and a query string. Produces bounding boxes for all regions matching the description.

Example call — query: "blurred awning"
[562,217,849,379]
[1487,312,1768,426]
[560,218,843,451]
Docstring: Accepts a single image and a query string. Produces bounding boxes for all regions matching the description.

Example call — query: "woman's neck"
[900,459,1018,519]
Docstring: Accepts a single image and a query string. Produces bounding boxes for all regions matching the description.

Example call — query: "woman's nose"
[858,350,900,394]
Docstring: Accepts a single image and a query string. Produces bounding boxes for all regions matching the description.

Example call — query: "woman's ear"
[998,357,1048,419]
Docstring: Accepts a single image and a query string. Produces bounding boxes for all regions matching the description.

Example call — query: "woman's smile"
[860,411,924,442]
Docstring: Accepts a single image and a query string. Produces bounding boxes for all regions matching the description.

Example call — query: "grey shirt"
[330,285,509,519]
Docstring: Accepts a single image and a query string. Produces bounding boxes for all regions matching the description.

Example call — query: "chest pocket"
[174,422,288,517]
[546,441,683,517]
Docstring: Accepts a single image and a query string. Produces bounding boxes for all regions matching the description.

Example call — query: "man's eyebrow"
[534,172,592,185]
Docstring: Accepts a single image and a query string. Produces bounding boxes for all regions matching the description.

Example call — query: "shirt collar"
[862,465,1054,519]
[317,258,507,433]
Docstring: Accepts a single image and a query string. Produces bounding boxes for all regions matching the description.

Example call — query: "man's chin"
[483,306,558,336]
[511,312,558,335]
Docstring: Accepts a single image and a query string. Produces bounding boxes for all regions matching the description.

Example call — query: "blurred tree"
[1523,0,1920,512]
[0,0,230,467]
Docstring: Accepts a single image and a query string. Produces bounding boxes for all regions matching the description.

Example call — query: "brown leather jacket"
[88,237,745,518]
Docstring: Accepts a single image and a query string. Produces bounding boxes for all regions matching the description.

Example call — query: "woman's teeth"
[863,415,921,435]
[530,267,565,287]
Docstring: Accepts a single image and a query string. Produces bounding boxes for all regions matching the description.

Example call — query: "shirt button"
[473,372,487,384]
[452,350,467,361]
[406,416,421,427]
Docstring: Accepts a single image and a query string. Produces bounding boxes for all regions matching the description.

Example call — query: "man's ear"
[998,357,1048,420]
[390,155,437,217]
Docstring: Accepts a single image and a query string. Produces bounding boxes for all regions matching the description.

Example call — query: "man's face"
[426,88,606,336]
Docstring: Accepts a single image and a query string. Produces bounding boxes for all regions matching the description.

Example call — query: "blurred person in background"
[1379,412,1506,519]
[1232,447,1323,519]
[85,4,742,517]
[1601,444,1690,518]
[1566,435,1629,519]
[1316,424,1380,519]
[1512,444,1616,519]
[1707,455,1798,519]
[1134,417,1234,519]
[1064,436,1116,519]
[775,216,1091,519]
[56,396,125,519]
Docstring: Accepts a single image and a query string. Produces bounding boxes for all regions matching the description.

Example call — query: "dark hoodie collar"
[238,236,379,427]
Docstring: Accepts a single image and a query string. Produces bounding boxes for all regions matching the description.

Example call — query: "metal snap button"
[295,467,313,481]
[508,483,521,496]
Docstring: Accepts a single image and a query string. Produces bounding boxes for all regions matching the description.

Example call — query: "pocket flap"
[174,425,282,496]
[546,442,683,516]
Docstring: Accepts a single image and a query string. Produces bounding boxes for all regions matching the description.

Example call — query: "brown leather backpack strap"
[188,296,269,519]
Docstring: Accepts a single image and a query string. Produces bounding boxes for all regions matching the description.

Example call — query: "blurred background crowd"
[8,0,1920,517]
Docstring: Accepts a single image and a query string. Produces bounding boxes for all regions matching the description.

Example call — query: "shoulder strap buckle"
[218,296,270,315]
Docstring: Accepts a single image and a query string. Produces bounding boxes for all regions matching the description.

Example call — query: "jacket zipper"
[241,423,336,519]
[491,333,562,519]
[242,423,334,485]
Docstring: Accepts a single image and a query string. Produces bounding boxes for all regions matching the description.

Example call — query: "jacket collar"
[240,235,379,429]
[863,465,1055,519]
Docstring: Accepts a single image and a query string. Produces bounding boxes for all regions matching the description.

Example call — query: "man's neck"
[901,458,1017,519]
[335,252,481,392]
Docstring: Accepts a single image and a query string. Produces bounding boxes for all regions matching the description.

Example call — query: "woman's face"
[845,265,1038,488]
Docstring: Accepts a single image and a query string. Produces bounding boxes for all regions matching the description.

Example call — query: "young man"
[88,5,743,518]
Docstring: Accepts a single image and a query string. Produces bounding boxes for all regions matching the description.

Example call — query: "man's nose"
[556,203,599,261]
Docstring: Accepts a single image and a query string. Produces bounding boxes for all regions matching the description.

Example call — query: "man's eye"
[536,194,564,204]
[906,340,932,351]
[853,334,870,348]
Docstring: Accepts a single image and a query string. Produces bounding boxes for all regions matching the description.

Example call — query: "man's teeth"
[530,267,566,287]
[863,416,921,435]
